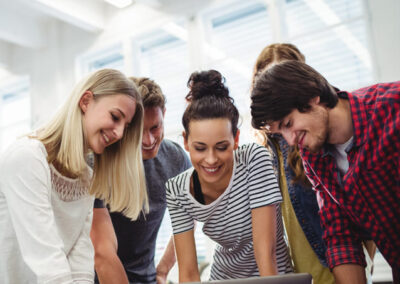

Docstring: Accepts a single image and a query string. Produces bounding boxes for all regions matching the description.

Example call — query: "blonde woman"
[0,69,148,283]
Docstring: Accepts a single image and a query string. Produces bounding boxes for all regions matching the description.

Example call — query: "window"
[79,44,124,74]
[133,25,208,265]
[201,0,373,142]
[0,77,31,151]
[202,0,272,144]
[135,25,191,141]
[282,0,373,90]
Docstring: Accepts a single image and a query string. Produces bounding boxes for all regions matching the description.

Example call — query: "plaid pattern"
[301,82,400,270]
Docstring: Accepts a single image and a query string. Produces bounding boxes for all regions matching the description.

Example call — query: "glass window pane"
[0,94,30,127]
[138,28,191,140]
[283,0,373,90]
[82,44,124,73]
[284,0,363,38]
[0,79,31,150]
[293,19,373,90]
[203,0,272,144]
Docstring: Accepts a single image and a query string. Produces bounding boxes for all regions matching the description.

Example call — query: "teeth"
[142,144,155,150]
[204,167,218,173]
[298,132,305,146]
[102,133,109,143]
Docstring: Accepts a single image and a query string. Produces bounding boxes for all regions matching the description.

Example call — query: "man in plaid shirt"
[250,60,399,283]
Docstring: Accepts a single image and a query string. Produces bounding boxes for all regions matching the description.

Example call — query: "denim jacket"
[269,136,328,267]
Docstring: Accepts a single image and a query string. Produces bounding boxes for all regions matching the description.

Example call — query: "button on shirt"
[301,82,400,270]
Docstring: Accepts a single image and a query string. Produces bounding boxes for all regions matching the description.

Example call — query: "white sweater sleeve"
[0,142,74,283]
[67,207,95,283]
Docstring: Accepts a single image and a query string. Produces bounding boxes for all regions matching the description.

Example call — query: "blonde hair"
[251,43,310,186]
[37,68,148,220]
[252,43,305,87]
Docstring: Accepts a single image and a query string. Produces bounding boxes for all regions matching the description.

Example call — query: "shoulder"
[158,139,191,168]
[350,81,400,109]
[160,139,186,157]
[0,137,47,171]
[0,137,50,190]
[235,143,272,165]
[166,168,193,194]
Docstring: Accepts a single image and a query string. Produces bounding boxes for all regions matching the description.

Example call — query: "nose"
[142,131,155,146]
[281,129,296,146]
[114,124,125,141]
[205,149,218,165]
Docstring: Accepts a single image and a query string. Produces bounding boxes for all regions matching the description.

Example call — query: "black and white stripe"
[166,143,292,280]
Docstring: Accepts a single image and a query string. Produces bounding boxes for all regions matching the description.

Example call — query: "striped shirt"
[166,143,292,280]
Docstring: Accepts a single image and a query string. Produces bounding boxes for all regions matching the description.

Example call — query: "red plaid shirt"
[301,82,400,270]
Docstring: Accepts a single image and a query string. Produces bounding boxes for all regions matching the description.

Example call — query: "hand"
[156,268,168,284]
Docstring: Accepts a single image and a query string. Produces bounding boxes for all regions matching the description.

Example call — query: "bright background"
[0,0,397,282]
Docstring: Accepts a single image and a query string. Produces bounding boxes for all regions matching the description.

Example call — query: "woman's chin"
[90,144,105,155]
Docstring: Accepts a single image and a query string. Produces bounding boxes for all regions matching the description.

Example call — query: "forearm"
[179,269,200,283]
[173,231,200,283]
[95,253,128,284]
[332,264,366,284]
[156,236,176,281]
[91,208,128,284]
[253,241,278,276]
[251,206,278,276]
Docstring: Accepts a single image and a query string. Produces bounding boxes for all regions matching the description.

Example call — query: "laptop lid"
[189,273,312,284]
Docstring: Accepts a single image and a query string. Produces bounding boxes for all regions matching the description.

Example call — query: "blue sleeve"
[93,198,105,208]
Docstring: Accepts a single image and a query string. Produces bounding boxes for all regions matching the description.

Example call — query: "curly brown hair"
[129,77,166,110]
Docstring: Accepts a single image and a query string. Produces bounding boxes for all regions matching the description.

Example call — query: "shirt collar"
[319,90,366,156]
[339,90,368,148]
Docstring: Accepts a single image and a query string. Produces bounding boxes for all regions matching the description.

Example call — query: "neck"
[327,98,353,144]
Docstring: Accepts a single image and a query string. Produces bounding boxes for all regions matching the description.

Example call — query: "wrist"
[156,262,169,277]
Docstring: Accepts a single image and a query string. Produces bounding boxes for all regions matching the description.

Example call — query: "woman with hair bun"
[166,70,292,282]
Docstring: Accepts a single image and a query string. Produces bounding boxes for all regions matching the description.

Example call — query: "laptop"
[189,273,312,284]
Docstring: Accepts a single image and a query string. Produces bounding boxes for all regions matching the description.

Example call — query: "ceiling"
[0,0,215,50]
[0,0,118,50]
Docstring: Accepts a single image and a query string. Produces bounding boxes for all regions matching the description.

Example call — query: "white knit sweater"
[0,137,94,283]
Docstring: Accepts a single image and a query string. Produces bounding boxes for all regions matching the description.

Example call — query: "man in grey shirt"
[91,77,191,284]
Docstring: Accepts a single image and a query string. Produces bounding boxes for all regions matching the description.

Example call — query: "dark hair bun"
[186,70,230,102]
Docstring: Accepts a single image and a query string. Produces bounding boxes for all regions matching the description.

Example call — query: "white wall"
[367,0,400,82]
[9,20,96,126]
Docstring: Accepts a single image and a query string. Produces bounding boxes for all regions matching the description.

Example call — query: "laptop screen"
[188,273,312,284]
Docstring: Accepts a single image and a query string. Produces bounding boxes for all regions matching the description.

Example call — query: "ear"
[79,91,94,113]
[311,96,320,106]
[162,107,166,118]
[183,131,189,151]
[233,129,240,150]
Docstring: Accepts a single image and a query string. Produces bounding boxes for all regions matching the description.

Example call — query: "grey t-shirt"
[95,139,191,284]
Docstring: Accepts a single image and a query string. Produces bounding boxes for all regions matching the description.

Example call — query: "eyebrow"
[114,108,132,127]
[115,109,126,118]
[193,141,230,145]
